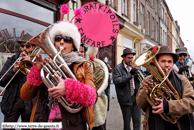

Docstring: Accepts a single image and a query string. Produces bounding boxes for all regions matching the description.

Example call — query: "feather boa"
[65,78,97,107]
[27,66,43,86]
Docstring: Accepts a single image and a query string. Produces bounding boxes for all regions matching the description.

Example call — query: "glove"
[130,68,139,75]
[178,65,188,74]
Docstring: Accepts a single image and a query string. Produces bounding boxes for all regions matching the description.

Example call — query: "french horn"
[133,46,181,124]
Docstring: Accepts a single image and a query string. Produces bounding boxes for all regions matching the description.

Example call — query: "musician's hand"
[34,53,43,71]
[20,52,30,61]
[13,61,21,72]
[143,79,152,90]
[152,98,164,114]
[130,68,139,75]
[48,74,66,99]
[178,65,188,74]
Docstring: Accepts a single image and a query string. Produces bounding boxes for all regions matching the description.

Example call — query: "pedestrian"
[0,33,35,129]
[20,20,97,130]
[113,48,141,130]
[136,46,194,130]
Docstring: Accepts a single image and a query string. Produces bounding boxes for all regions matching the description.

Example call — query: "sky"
[165,0,194,61]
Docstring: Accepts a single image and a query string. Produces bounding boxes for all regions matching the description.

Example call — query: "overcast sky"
[165,0,194,60]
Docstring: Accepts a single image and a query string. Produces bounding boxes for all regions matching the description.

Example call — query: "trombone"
[0,47,42,95]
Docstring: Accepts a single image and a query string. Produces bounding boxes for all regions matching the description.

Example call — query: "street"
[106,98,144,130]
[0,84,145,130]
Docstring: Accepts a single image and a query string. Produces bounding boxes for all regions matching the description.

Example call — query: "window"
[160,27,162,45]
[165,32,167,45]
[108,0,114,6]
[147,12,150,35]
[152,17,155,39]
[156,22,158,41]
[163,30,165,45]
[133,0,136,22]
[72,0,78,10]
[122,0,127,15]
[156,0,158,13]
[0,0,54,24]
[140,4,144,29]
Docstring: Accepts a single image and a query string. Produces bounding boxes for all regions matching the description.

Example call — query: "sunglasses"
[20,44,32,48]
[178,54,187,57]
[54,35,73,43]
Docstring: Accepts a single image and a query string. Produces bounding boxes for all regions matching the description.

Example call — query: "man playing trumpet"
[136,46,194,130]
[113,48,142,130]
[0,33,35,128]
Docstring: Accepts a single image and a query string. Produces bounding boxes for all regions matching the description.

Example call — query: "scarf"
[176,57,189,67]
[62,51,87,66]
[149,70,191,130]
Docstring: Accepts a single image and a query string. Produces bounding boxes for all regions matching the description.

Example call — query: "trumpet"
[129,61,146,82]
[0,52,25,95]
[0,47,41,96]
[180,60,194,85]
[182,66,194,85]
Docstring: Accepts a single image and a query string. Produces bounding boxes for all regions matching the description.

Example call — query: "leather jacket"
[113,61,140,105]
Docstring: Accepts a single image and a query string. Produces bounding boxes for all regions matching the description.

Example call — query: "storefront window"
[0,0,54,24]
[0,13,47,53]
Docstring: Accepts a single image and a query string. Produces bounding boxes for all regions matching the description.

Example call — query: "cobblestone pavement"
[106,98,144,130]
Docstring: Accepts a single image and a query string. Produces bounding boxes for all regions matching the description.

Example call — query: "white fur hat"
[49,21,81,51]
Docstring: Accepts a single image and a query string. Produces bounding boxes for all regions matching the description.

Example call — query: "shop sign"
[0,28,25,45]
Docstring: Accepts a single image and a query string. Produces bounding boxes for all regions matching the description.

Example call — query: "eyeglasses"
[20,44,32,48]
[127,57,133,59]
[178,54,187,57]
[54,35,73,43]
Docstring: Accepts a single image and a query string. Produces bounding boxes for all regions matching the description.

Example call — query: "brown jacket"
[136,74,194,130]
[20,61,96,130]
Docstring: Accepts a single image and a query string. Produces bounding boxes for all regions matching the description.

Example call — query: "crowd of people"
[0,5,194,130]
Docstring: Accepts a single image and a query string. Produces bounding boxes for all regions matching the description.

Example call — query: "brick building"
[137,0,160,53]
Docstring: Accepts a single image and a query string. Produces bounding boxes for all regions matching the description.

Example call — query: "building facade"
[138,0,160,53]
[166,0,173,51]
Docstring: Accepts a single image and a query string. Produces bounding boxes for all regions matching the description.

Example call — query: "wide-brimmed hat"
[175,47,188,55]
[17,33,33,44]
[121,48,136,57]
[156,46,179,63]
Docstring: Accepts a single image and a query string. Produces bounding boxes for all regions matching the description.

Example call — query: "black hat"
[156,46,179,63]
[121,48,136,57]
[175,47,188,55]
[17,33,33,44]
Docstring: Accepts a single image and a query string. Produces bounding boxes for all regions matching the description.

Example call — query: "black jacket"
[113,61,140,105]
[0,52,34,116]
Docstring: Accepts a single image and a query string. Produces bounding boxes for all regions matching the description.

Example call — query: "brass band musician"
[113,48,142,130]
[136,46,194,130]
[173,47,194,75]
[0,33,35,128]
[20,21,97,130]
